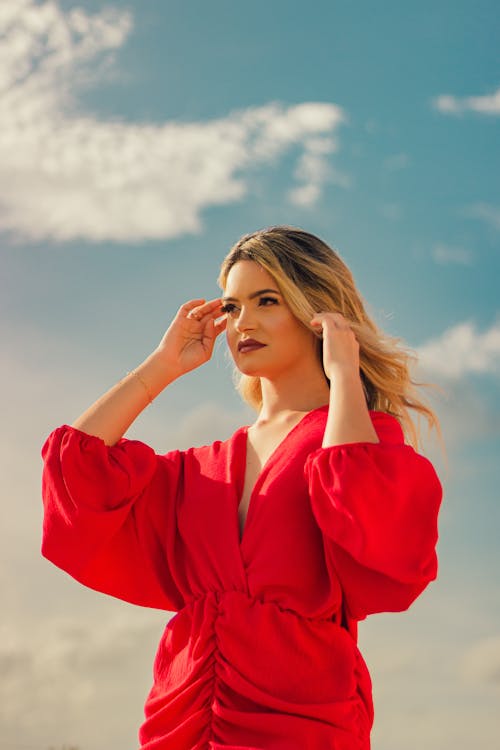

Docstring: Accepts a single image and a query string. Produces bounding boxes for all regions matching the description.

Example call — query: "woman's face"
[222,260,319,379]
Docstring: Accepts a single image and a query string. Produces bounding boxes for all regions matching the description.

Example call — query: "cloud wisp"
[0,1,345,244]
[416,319,500,379]
[432,85,500,116]
[464,203,500,232]
[0,610,167,749]
[431,243,473,266]
[383,153,411,171]
[460,634,500,686]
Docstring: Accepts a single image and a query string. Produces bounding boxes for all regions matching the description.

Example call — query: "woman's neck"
[258,369,330,423]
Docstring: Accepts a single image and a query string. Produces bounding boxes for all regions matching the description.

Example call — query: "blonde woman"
[41,226,442,749]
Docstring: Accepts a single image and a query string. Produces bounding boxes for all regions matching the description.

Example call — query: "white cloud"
[416,319,500,379]
[432,243,473,265]
[464,203,500,231]
[0,1,346,244]
[379,202,402,221]
[433,86,500,115]
[287,135,351,207]
[360,586,500,750]
[460,634,500,686]
[383,152,411,170]
[0,610,168,749]
[427,380,500,452]
[288,183,322,207]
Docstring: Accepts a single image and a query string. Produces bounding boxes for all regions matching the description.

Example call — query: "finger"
[310,312,334,325]
[310,315,324,326]
[187,298,223,321]
[199,297,224,311]
[329,313,352,329]
[204,299,226,317]
[310,319,324,336]
[311,312,351,330]
[181,299,206,319]
[213,315,227,337]
[182,299,206,310]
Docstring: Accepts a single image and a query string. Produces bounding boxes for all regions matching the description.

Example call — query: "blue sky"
[1,1,499,748]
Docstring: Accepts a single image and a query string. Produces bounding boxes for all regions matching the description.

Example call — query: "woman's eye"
[220,303,238,315]
[258,296,278,306]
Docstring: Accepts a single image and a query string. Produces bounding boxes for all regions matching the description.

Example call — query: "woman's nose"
[235,306,256,332]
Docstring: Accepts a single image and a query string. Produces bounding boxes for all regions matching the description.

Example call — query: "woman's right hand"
[155,298,227,378]
[70,298,227,446]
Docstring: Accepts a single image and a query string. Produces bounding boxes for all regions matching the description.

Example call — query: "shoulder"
[172,426,247,479]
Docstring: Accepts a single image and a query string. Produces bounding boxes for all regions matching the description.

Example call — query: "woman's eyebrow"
[222,288,281,302]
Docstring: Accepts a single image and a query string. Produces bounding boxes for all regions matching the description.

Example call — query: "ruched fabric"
[41,408,442,749]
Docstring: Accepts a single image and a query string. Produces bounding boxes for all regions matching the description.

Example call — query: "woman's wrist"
[325,363,360,385]
[323,370,378,447]
[135,349,183,400]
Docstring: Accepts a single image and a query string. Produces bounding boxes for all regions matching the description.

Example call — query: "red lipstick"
[238,338,266,353]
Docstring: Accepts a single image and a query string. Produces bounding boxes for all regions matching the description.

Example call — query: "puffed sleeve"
[41,425,185,612]
[304,411,442,621]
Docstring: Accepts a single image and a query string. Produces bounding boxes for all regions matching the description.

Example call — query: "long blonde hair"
[218,225,441,451]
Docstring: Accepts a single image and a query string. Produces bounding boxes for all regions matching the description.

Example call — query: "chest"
[176,413,328,575]
[238,452,263,538]
[173,409,340,619]
[237,424,299,538]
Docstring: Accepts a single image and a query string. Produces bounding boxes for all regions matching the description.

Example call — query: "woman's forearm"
[322,370,379,448]
[71,351,179,446]
[69,296,226,447]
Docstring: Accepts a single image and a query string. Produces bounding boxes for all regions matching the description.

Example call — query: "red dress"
[41,407,442,750]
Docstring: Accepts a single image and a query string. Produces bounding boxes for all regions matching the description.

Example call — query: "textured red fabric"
[41,407,442,749]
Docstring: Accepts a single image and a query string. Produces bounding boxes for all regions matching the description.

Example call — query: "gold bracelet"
[128,369,154,405]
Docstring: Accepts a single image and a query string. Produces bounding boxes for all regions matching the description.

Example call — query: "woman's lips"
[238,339,266,353]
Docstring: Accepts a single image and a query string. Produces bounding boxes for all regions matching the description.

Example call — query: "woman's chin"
[235,365,264,377]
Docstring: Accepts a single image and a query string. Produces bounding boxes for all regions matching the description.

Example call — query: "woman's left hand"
[310,312,360,381]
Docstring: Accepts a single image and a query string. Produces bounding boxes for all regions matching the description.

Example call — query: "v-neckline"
[236,404,328,545]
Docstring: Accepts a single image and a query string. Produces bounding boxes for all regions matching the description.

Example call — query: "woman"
[41,226,443,749]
